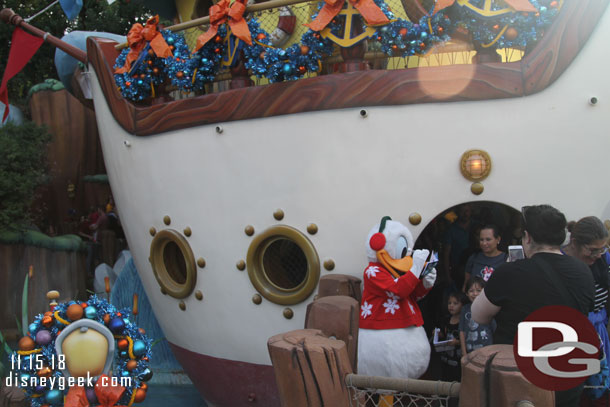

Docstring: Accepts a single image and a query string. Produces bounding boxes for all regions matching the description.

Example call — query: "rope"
[24,0,60,23]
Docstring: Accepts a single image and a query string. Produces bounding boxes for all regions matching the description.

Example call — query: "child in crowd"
[438,291,467,382]
[460,276,495,355]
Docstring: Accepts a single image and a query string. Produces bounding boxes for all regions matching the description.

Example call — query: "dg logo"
[514,305,600,391]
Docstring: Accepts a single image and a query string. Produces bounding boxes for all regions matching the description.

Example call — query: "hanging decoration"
[243,17,336,82]
[114,19,192,102]
[9,296,152,407]
[189,25,228,90]
[445,0,562,49]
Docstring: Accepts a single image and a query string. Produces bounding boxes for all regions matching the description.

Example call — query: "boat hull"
[86,1,610,403]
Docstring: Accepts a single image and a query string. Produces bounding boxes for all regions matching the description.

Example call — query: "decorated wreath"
[9,296,152,407]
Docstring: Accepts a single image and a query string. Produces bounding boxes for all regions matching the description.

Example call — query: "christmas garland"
[451,0,561,49]
[114,30,192,102]
[112,0,560,97]
[9,296,152,407]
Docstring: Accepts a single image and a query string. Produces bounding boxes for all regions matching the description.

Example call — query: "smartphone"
[420,251,438,278]
[508,245,525,262]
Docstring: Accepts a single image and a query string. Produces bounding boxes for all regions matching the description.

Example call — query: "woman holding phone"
[463,225,507,290]
[562,216,610,406]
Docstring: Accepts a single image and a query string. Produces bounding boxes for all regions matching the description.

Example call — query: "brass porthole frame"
[246,225,320,305]
[150,229,197,299]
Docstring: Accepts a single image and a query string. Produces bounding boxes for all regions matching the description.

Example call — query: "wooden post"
[305,295,360,371]
[459,344,554,407]
[268,329,353,407]
[316,274,362,303]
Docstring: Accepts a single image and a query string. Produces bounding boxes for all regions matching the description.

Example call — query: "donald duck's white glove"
[409,249,429,279]
[423,268,436,289]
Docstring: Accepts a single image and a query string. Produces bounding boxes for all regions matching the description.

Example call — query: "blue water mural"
[109,256,207,406]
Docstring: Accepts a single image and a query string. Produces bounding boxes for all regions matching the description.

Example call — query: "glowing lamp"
[460,150,491,181]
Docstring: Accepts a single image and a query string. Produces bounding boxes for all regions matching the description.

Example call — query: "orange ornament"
[42,316,53,327]
[142,356,149,362]
[103,314,111,324]
[169,46,175,51]
[140,383,148,391]
[392,45,398,50]
[300,45,309,55]
[37,366,52,378]
[505,27,518,41]
[176,71,184,78]
[126,360,137,371]
[148,49,155,57]
[18,336,35,351]
[256,33,266,40]
[153,67,160,75]
[492,24,500,31]
[419,42,425,49]
[298,66,306,74]
[117,339,129,350]
[550,1,558,7]
[138,328,146,335]
[438,27,443,33]
[81,303,88,309]
[117,312,122,317]
[66,304,84,321]
[126,82,131,87]
[214,36,223,43]
[259,52,266,59]
[134,389,147,403]
[147,60,153,66]
[44,311,52,317]
[399,28,407,36]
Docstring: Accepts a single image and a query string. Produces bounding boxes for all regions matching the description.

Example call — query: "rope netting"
[345,374,460,407]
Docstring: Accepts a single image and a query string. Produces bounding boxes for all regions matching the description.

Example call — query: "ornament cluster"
[113,0,562,101]
[9,296,152,407]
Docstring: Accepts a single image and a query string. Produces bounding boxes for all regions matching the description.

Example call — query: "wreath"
[9,296,152,407]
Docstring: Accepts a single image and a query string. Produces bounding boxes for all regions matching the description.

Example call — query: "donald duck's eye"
[397,236,409,259]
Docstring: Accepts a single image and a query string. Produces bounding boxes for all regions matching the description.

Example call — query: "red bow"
[64,375,126,407]
[305,0,389,32]
[193,0,252,53]
[115,15,172,74]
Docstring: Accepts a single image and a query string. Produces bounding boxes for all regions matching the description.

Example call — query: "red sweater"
[359,262,430,330]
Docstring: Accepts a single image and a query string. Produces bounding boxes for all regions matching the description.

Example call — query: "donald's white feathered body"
[357,217,436,378]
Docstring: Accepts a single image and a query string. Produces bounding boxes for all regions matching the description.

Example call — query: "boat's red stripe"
[168,342,281,407]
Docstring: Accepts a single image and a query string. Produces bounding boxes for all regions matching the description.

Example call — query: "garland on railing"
[112,0,561,102]
[450,0,562,49]
[114,29,191,101]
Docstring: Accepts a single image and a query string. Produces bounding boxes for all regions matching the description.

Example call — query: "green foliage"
[0,0,153,111]
[0,121,51,231]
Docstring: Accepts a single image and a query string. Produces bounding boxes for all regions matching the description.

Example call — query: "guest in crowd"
[460,276,495,356]
[562,216,610,406]
[463,224,507,290]
[472,204,595,407]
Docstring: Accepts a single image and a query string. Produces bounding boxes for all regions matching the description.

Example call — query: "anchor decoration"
[306,0,390,47]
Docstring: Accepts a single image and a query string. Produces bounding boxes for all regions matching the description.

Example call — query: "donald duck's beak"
[376,250,413,279]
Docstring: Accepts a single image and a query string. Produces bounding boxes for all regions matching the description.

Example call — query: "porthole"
[150,229,196,299]
[247,225,320,305]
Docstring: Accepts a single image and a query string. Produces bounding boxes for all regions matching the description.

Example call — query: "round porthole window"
[150,229,196,299]
[247,225,320,305]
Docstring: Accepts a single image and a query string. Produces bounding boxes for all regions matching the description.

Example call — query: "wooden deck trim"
[86,0,609,136]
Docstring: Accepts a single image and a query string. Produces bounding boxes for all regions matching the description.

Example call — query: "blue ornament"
[121,370,130,377]
[20,373,31,382]
[45,389,63,405]
[120,351,128,358]
[85,306,97,319]
[28,323,37,333]
[139,368,153,381]
[35,385,46,393]
[132,340,146,357]
[109,317,125,333]
[420,32,428,39]
[167,36,175,44]
[282,64,293,75]
[123,318,130,326]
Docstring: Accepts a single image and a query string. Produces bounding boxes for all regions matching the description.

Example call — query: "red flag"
[1,28,44,123]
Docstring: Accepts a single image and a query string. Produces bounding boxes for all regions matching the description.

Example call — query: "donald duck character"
[358,216,436,378]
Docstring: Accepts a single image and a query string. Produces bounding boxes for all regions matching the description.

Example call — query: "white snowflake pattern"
[383,298,400,314]
[361,301,373,318]
[365,266,380,279]
[385,291,400,301]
